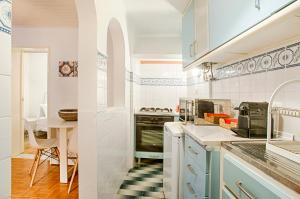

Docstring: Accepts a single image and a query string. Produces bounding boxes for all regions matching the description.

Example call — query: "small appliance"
[194,99,215,118]
[231,102,269,138]
[179,98,194,122]
[193,99,231,125]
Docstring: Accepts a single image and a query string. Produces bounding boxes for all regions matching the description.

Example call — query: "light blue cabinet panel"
[260,0,296,16]
[210,151,220,199]
[185,135,209,173]
[184,135,220,199]
[185,157,209,197]
[222,187,236,199]
[224,154,294,199]
[208,0,296,50]
[182,0,195,67]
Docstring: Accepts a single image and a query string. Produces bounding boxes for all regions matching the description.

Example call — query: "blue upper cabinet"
[182,0,196,68]
[182,0,209,68]
[208,0,296,50]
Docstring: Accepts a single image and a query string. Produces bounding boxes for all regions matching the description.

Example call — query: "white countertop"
[165,122,184,137]
[181,123,262,148]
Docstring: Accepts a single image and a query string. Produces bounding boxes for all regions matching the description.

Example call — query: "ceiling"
[12,0,78,27]
[125,0,182,38]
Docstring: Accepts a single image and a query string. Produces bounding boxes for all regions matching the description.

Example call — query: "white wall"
[23,52,48,118]
[12,27,78,119]
[75,0,98,198]
[186,68,210,99]
[134,36,181,55]
[0,3,12,198]
[133,57,186,111]
[11,49,22,156]
[95,0,132,198]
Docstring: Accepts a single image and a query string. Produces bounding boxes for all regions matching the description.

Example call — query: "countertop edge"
[222,142,300,195]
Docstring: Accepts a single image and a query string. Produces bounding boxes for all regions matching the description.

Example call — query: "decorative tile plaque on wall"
[59,61,78,77]
[0,0,11,34]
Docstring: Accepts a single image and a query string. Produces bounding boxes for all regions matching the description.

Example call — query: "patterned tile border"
[129,72,186,87]
[0,0,11,35]
[97,51,187,87]
[140,77,186,86]
[215,41,300,80]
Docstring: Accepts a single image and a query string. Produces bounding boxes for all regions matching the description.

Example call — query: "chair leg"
[29,150,38,175]
[68,158,78,194]
[30,149,42,187]
[55,147,60,162]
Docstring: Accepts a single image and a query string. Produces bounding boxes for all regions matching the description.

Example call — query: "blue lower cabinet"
[184,135,220,199]
[223,154,294,199]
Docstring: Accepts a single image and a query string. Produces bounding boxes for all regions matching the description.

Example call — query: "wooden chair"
[26,123,59,187]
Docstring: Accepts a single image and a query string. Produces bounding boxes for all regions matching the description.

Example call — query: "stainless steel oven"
[135,114,174,160]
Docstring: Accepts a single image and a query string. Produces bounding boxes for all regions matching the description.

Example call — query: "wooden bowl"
[58,109,78,121]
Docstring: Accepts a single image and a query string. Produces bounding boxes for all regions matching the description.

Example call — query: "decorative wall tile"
[287,42,300,68]
[58,61,78,77]
[0,0,11,35]
[215,42,300,80]
[131,72,186,86]
[266,48,283,71]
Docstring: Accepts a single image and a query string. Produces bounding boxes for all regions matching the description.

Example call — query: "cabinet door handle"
[187,182,195,194]
[188,146,199,155]
[189,43,194,57]
[255,0,260,9]
[235,180,255,199]
[187,164,197,176]
[193,40,197,56]
[187,183,201,196]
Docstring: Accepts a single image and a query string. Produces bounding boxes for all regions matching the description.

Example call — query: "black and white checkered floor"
[115,161,165,199]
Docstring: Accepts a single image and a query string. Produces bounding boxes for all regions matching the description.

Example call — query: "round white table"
[48,119,77,183]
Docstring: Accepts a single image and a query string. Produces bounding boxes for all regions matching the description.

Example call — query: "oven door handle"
[136,123,164,127]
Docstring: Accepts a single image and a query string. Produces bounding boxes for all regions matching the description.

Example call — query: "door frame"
[11,47,49,155]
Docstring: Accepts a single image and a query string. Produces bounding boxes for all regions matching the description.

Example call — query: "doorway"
[11,48,49,157]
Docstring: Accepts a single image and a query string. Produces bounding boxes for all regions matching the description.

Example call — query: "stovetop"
[135,107,177,116]
[139,107,172,113]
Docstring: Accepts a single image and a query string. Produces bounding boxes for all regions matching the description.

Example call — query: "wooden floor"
[12,158,78,199]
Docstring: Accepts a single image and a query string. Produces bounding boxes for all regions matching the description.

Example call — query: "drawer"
[184,159,209,197]
[183,180,208,199]
[224,154,292,199]
[185,135,209,173]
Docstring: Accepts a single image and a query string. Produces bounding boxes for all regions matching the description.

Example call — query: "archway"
[107,18,126,107]
[75,0,98,198]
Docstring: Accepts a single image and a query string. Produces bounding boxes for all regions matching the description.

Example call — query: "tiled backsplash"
[132,60,186,110]
[0,0,11,35]
[212,40,300,139]
[215,42,300,80]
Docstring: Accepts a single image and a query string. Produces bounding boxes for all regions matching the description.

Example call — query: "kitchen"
[130,0,300,199]
[1,0,300,198]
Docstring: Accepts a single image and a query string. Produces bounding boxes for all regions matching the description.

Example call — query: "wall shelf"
[184,1,300,70]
